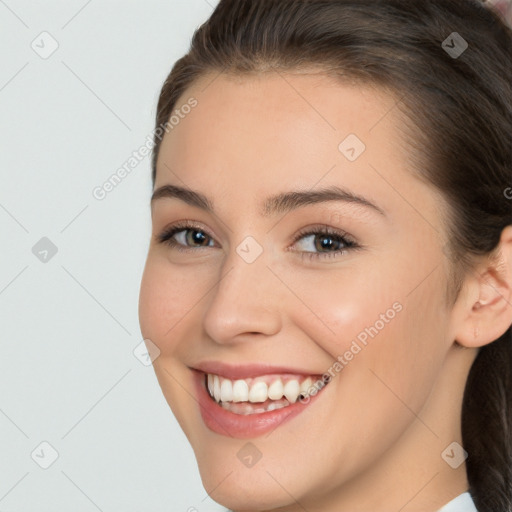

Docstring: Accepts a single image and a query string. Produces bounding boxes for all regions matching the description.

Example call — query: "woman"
[138,1,512,510]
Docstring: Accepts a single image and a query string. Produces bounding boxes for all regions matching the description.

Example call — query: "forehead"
[154,71,443,232]
[157,72,399,177]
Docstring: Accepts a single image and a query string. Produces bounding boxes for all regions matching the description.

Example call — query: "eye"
[156,221,215,251]
[156,222,361,261]
[290,225,360,261]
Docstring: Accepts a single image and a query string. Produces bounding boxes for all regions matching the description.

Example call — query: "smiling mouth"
[204,372,327,415]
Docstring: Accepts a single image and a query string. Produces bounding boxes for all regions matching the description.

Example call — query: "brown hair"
[151,1,512,509]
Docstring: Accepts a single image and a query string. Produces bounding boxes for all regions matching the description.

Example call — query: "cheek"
[278,263,449,473]
[282,255,448,409]
[278,257,404,358]
[139,256,207,435]
[138,255,202,353]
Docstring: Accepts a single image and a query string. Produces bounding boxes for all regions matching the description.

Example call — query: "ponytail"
[462,326,512,511]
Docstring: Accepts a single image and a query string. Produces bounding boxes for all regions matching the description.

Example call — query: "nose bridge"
[202,235,282,342]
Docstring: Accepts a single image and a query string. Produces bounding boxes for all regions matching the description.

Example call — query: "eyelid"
[289,224,357,246]
[286,224,360,261]
[155,220,217,247]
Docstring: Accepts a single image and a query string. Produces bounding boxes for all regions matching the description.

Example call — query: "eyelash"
[156,221,360,261]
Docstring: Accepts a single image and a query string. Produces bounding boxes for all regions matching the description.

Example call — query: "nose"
[202,245,283,345]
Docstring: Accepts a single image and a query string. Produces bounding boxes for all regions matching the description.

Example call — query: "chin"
[197,469,295,512]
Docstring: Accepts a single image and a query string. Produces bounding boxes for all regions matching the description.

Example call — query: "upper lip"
[192,361,322,380]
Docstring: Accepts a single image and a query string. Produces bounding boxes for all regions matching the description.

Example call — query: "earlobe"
[455,225,512,348]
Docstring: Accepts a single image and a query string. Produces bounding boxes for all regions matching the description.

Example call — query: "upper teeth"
[206,374,317,404]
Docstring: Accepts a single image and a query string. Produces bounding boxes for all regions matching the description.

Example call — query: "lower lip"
[192,370,325,439]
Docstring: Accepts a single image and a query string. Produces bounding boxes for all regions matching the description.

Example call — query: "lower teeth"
[219,398,291,415]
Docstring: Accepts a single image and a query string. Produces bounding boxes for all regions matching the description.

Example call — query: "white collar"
[437,492,478,512]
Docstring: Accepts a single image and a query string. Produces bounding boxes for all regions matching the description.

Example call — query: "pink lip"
[192,369,327,439]
[192,361,322,379]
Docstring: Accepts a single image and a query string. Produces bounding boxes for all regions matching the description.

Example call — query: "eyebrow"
[151,184,386,217]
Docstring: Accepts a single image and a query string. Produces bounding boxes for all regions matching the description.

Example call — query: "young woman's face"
[139,72,470,510]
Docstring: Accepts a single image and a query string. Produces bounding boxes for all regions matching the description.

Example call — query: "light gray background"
[0,1,224,510]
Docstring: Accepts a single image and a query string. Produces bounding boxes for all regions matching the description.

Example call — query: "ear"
[454,225,512,348]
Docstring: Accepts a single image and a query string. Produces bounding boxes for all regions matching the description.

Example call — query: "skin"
[138,71,512,512]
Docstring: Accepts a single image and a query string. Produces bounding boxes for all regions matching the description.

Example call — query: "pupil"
[188,230,207,246]
[317,235,337,251]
